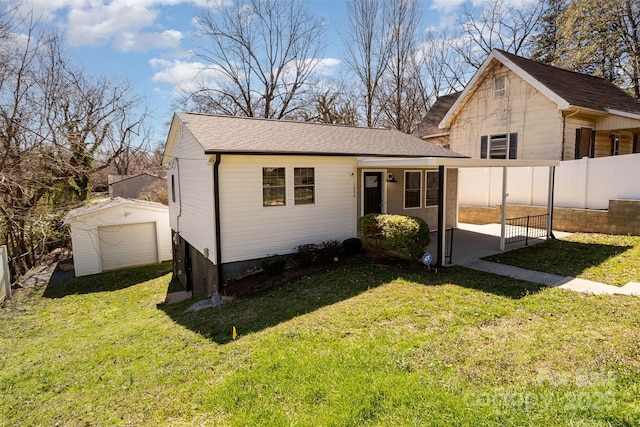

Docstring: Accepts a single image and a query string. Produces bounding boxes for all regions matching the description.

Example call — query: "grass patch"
[485,233,640,286]
[1,261,639,425]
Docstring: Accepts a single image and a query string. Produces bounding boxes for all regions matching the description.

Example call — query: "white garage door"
[98,222,158,272]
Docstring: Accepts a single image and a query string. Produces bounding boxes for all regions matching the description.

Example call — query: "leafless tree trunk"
[186,0,326,119]
[377,0,426,134]
[344,0,392,128]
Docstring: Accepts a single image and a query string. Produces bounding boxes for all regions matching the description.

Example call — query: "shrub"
[357,214,430,260]
[342,237,363,255]
[261,255,288,276]
[294,240,343,265]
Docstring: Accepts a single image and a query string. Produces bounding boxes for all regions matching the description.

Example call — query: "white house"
[64,197,172,277]
[162,113,478,297]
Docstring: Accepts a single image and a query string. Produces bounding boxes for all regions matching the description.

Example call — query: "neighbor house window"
[610,134,621,156]
[633,134,639,153]
[294,167,314,205]
[481,133,518,159]
[263,167,286,206]
[494,76,505,98]
[425,171,439,206]
[404,171,421,209]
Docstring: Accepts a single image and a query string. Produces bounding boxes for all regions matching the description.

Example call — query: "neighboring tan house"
[162,113,473,297]
[419,49,640,161]
[108,173,163,199]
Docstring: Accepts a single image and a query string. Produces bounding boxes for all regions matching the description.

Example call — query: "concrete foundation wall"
[459,199,640,235]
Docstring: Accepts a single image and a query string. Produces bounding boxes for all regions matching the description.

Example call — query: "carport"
[357,157,560,268]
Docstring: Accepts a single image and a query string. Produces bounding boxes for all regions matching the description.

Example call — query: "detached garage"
[64,197,172,277]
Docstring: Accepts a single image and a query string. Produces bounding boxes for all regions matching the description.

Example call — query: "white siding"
[459,154,640,210]
[449,65,564,160]
[69,203,171,277]
[219,155,357,263]
[165,125,217,262]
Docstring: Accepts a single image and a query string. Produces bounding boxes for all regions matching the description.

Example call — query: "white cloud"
[311,58,341,77]
[14,0,202,52]
[150,57,225,93]
[113,30,182,52]
[430,0,466,13]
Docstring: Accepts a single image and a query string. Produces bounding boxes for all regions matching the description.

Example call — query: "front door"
[363,172,382,215]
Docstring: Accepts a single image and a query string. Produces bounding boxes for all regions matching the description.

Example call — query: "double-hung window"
[404,171,421,209]
[262,167,286,206]
[294,167,314,205]
[481,133,518,159]
[425,171,439,206]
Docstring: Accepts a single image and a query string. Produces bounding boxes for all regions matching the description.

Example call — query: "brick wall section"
[459,199,640,235]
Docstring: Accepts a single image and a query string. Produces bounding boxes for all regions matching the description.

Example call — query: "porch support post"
[436,165,447,268]
[547,165,556,239]
[500,166,508,251]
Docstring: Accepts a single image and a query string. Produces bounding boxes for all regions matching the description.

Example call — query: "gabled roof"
[165,112,466,163]
[64,197,168,223]
[413,92,460,138]
[440,49,640,128]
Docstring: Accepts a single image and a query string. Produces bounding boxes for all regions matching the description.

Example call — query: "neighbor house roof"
[164,112,466,163]
[413,92,460,138]
[108,173,162,186]
[440,49,640,128]
[64,197,168,223]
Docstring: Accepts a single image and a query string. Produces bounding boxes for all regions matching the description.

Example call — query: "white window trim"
[403,170,422,210]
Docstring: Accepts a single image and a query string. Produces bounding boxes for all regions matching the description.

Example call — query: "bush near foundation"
[357,213,430,260]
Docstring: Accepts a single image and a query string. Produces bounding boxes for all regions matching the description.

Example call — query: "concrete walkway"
[441,223,640,296]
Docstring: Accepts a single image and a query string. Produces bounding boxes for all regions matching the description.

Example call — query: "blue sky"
[15,0,467,145]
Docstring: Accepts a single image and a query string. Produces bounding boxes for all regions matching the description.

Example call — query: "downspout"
[213,154,223,286]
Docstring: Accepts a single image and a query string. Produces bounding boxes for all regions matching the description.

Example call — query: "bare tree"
[186,0,326,119]
[343,0,392,127]
[0,15,147,278]
[377,0,426,133]
[451,0,544,69]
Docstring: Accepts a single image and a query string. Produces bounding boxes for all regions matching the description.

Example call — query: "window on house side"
[610,134,620,156]
[425,171,439,207]
[633,134,639,153]
[494,76,505,98]
[404,171,421,209]
[481,133,518,159]
[263,167,286,206]
[294,167,314,205]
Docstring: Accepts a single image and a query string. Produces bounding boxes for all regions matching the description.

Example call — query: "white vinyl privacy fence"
[459,154,640,210]
[0,245,10,303]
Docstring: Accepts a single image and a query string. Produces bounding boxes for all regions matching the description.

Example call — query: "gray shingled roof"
[175,113,466,158]
[497,49,640,114]
[413,92,461,138]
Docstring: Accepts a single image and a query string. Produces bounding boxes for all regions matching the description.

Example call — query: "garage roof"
[64,197,168,223]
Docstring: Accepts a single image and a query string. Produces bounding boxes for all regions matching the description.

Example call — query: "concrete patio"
[428,223,640,296]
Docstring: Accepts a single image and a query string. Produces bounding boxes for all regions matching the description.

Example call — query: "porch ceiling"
[357,157,559,169]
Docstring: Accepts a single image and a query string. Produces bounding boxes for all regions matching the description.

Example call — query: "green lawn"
[1,261,639,425]
[486,233,640,286]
